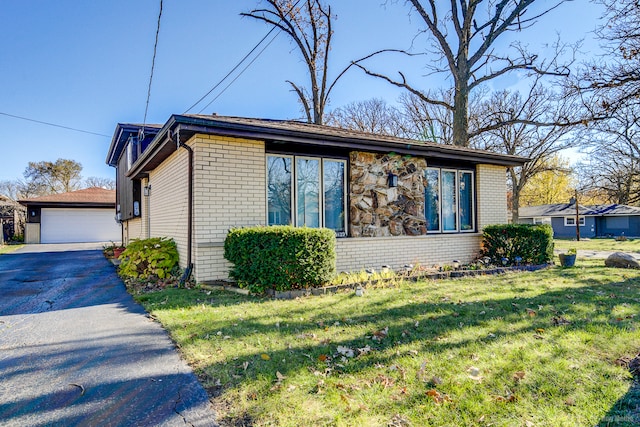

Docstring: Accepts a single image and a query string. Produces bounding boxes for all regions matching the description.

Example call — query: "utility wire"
[142,0,163,134]
[197,31,280,114]
[185,0,302,114]
[184,26,278,114]
[0,111,110,137]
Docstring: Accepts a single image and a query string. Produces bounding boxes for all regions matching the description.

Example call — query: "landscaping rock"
[604,252,640,269]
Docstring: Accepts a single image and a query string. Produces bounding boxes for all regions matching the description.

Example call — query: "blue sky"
[0,1,603,182]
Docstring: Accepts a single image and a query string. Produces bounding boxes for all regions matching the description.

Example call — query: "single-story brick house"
[519,203,640,238]
[106,115,528,283]
[19,187,121,244]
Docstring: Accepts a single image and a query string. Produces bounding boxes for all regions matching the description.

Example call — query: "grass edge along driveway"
[134,260,640,427]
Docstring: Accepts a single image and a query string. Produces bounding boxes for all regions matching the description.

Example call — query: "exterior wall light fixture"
[388,173,398,188]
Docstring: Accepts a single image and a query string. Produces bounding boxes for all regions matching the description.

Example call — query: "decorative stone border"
[200,264,553,300]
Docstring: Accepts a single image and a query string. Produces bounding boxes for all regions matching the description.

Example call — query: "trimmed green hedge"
[481,224,554,265]
[119,237,180,280]
[224,226,336,293]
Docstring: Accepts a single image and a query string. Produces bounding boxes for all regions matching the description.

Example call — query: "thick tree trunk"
[452,70,470,147]
[509,170,521,223]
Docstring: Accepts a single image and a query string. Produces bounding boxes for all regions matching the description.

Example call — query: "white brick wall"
[148,145,190,269]
[192,135,266,282]
[336,233,482,271]
[140,136,509,281]
[476,164,508,229]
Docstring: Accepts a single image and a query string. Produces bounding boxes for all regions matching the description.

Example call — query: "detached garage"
[20,187,121,244]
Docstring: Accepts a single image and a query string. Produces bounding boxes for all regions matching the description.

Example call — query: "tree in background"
[574,104,640,205]
[473,81,581,222]
[325,98,406,136]
[353,0,575,147]
[0,159,114,200]
[21,158,82,197]
[84,176,116,190]
[575,0,640,114]
[243,0,350,124]
[519,155,575,206]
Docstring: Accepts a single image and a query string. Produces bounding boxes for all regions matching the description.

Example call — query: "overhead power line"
[142,0,163,134]
[0,111,110,137]
[197,31,280,114]
[184,0,302,115]
[183,26,278,114]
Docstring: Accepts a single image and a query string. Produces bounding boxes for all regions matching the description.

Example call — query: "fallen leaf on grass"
[372,326,389,341]
[337,345,355,358]
[260,353,271,360]
[513,371,526,382]
[533,334,544,340]
[388,413,411,427]
[565,397,576,406]
[536,328,545,334]
[276,371,286,382]
[494,393,517,403]
[374,374,396,388]
[318,354,328,362]
[526,308,537,317]
[426,388,453,404]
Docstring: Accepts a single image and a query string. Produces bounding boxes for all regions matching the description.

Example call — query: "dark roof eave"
[127,115,529,177]
[18,202,115,209]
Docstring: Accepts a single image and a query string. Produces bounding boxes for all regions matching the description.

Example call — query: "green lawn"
[0,244,23,254]
[134,260,640,426]
[554,238,640,253]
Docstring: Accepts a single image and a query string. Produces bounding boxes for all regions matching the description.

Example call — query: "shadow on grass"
[139,267,640,424]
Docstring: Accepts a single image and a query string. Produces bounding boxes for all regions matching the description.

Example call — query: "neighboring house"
[19,187,121,244]
[106,115,528,283]
[518,203,640,238]
[0,195,26,242]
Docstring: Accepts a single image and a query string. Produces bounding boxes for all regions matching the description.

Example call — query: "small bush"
[481,224,554,265]
[119,237,179,280]
[224,226,336,293]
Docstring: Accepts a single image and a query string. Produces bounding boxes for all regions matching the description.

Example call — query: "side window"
[266,155,346,233]
[425,167,475,233]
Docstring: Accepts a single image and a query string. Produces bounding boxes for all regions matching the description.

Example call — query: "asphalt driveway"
[0,245,218,426]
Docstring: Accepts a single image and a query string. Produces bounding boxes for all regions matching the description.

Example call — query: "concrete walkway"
[0,245,218,426]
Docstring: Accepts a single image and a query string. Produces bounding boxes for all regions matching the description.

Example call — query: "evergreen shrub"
[481,224,554,265]
[224,225,336,293]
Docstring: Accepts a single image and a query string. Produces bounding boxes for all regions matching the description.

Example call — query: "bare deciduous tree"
[575,0,640,113]
[353,0,574,146]
[574,104,640,205]
[243,0,350,124]
[325,98,405,136]
[84,176,116,190]
[474,82,580,222]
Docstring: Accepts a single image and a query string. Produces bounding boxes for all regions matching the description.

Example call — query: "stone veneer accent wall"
[350,151,428,237]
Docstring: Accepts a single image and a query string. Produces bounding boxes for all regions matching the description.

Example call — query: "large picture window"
[424,167,475,233]
[267,154,346,234]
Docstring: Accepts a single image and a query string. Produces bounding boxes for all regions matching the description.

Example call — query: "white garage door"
[41,208,121,244]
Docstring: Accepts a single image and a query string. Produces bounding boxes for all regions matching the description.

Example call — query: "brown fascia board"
[18,201,115,209]
[127,115,529,178]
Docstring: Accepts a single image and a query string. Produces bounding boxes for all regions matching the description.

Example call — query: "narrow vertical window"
[459,171,474,231]
[296,158,320,227]
[267,155,292,225]
[441,170,457,231]
[323,159,346,233]
[424,168,440,231]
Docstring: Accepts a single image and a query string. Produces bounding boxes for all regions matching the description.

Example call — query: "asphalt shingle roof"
[19,187,115,204]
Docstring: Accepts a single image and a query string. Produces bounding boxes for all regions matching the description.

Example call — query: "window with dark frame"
[424,167,475,233]
[267,154,346,235]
